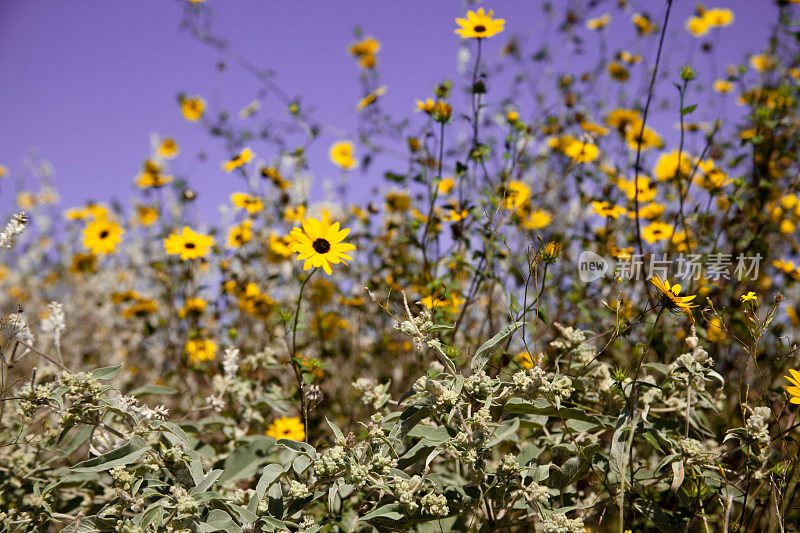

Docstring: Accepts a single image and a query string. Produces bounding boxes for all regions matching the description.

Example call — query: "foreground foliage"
[3,1,800,531]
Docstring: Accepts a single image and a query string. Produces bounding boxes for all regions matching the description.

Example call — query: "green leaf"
[218,436,275,483]
[505,398,613,430]
[260,516,289,531]
[361,503,405,522]
[471,321,525,372]
[680,104,697,116]
[70,436,149,473]
[59,518,100,532]
[609,408,632,477]
[129,385,179,397]
[556,451,593,488]
[90,364,123,380]
[249,464,284,513]
[199,509,240,533]
[191,469,223,495]
[634,500,686,531]
[326,418,345,442]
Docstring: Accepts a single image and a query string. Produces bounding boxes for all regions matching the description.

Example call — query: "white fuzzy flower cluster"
[6,311,34,355]
[16,381,53,418]
[110,465,135,490]
[112,394,168,422]
[542,513,585,533]
[170,486,199,517]
[550,322,596,364]
[525,481,550,503]
[222,347,239,379]
[497,453,525,478]
[671,327,715,375]
[297,518,316,533]
[512,367,574,407]
[420,492,449,516]
[394,475,422,512]
[413,375,459,408]
[313,445,348,477]
[206,347,240,412]
[40,301,66,351]
[745,406,772,445]
[351,377,390,409]
[394,304,436,351]
[679,437,709,458]
[0,212,28,249]
[464,370,493,398]
[288,480,311,498]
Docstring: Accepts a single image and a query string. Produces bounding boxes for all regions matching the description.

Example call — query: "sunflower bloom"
[785,370,800,404]
[135,205,159,226]
[222,148,254,172]
[266,416,305,441]
[157,138,179,159]
[178,297,207,318]
[69,253,97,274]
[349,37,380,69]
[329,141,357,169]
[685,16,709,37]
[586,14,611,30]
[83,219,123,254]
[180,96,205,121]
[288,216,355,275]
[186,339,216,364]
[231,193,264,214]
[591,201,627,219]
[501,181,531,209]
[650,275,698,323]
[563,138,600,163]
[227,220,253,248]
[740,292,757,303]
[455,8,505,39]
[357,85,387,111]
[632,13,655,35]
[523,209,552,230]
[642,221,674,243]
[122,299,158,319]
[702,8,734,28]
[164,226,215,260]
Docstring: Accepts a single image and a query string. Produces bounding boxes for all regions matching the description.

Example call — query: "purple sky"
[0,1,779,221]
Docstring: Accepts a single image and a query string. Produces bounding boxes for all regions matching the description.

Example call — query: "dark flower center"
[312,238,331,254]
[474,25,486,32]
[99,230,109,239]
[185,242,196,249]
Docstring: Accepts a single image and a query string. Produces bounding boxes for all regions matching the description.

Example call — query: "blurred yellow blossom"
[222,148,254,172]
[83,219,123,254]
[231,193,264,215]
[180,95,205,121]
[157,138,179,159]
[329,141,357,170]
[227,220,254,248]
[266,416,305,441]
[501,181,531,209]
[586,14,611,30]
[349,37,380,69]
[186,339,216,363]
[642,221,674,243]
[164,227,215,260]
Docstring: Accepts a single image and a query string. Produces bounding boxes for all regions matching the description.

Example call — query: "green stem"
[290,267,317,441]
[620,304,665,533]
